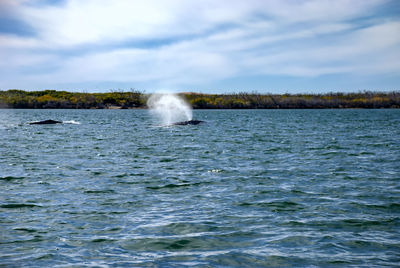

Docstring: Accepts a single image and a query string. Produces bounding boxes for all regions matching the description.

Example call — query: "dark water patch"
[280,220,307,227]
[114,173,128,178]
[121,231,259,252]
[327,259,354,265]
[105,227,122,232]
[270,235,317,247]
[62,209,115,216]
[205,252,309,268]
[341,175,362,180]
[121,238,196,251]
[165,222,219,233]
[306,217,399,231]
[141,222,219,236]
[339,239,400,252]
[91,171,104,176]
[239,200,303,212]
[0,176,25,181]
[159,157,176,162]
[90,237,117,243]
[108,211,129,215]
[146,182,202,190]
[0,203,41,209]
[289,189,307,195]
[0,235,44,244]
[350,202,400,212]
[116,179,147,184]
[13,227,38,233]
[340,218,399,228]
[84,189,116,194]
[324,144,346,150]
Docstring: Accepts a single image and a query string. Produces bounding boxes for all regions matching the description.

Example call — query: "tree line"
[0,89,143,109]
[0,89,399,109]
[185,91,400,109]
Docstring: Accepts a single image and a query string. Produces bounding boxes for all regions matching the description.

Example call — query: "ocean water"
[0,109,399,267]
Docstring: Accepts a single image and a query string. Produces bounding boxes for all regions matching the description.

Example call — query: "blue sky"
[0,0,399,93]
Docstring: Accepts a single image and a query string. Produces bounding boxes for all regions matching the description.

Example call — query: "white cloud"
[0,34,40,49]
[240,21,400,77]
[5,0,387,47]
[0,0,398,91]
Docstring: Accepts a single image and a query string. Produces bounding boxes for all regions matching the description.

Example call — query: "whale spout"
[172,120,204,126]
[29,120,62,125]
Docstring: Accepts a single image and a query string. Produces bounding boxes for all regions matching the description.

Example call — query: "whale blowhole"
[147,93,193,126]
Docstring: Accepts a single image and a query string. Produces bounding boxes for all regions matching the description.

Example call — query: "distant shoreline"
[1,90,399,109]
[2,107,399,110]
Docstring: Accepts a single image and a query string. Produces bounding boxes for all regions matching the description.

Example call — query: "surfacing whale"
[172,120,204,126]
[29,120,62,125]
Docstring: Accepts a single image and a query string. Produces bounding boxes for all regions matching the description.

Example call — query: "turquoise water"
[1,109,399,267]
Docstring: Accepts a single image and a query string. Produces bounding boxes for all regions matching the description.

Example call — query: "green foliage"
[0,89,145,109]
[183,91,400,109]
[0,89,399,109]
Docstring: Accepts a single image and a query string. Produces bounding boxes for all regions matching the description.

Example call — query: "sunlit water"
[0,109,399,267]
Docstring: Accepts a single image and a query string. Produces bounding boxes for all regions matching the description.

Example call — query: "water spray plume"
[147,93,193,125]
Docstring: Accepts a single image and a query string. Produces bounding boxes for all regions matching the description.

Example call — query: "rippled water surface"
[1,109,399,267]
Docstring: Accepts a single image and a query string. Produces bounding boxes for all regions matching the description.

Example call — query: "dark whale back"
[29,120,62,125]
[172,120,204,126]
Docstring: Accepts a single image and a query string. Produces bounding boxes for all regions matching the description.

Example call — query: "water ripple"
[0,109,399,267]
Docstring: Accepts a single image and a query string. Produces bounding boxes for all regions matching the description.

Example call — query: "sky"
[0,0,399,93]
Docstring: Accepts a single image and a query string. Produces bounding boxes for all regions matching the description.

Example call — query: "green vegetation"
[0,89,143,109]
[184,91,400,109]
[0,89,399,109]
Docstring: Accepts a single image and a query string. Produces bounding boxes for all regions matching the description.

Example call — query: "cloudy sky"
[0,0,399,93]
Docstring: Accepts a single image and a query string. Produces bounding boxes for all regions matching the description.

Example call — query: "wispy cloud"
[0,0,399,92]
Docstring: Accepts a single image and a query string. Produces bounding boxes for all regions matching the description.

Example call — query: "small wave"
[208,169,223,173]
[202,252,309,268]
[121,231,258,251]
[13,227,37,233]
[0,236,44,244]
[350,202,400,212]
[84,189,115,194]
[305,217,398,230]
[146,182,201,190]
[238,200,303,212]
[0,176,25,181]
[62,120,80,124]
[270,235,316,246]
[91,237,117,243]
[0,203,41,209]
